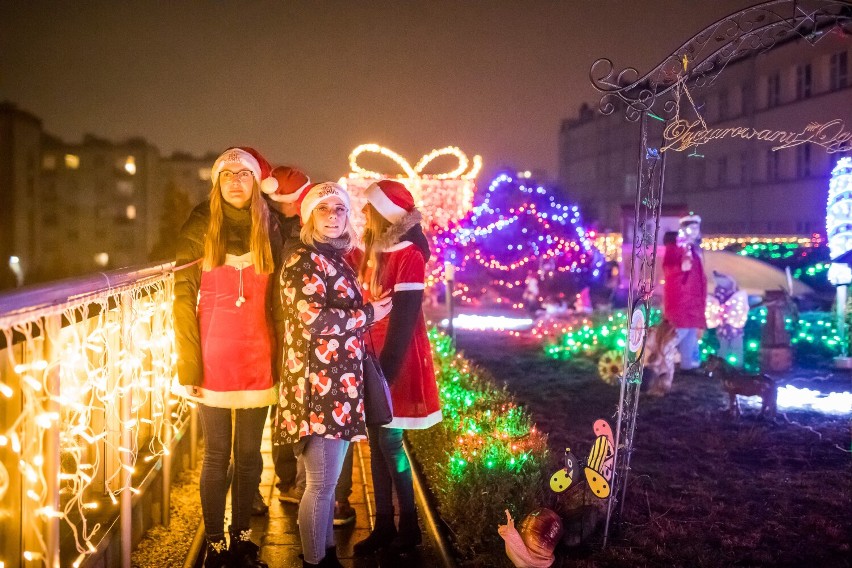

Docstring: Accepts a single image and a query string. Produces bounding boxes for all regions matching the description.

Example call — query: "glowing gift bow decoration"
[341,144,482,230]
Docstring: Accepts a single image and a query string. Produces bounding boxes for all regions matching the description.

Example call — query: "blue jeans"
[297,436,349,564]
[198,404,268,539]
[368,426,416,517]
[676,328,701,370]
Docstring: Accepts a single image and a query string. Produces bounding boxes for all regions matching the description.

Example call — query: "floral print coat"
[273,242,375,445]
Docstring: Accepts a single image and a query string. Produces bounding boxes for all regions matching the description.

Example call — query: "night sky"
[1,0,756,183]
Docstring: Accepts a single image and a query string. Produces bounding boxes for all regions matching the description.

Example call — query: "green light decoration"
[411,329,548,481]
[545,308,845,372]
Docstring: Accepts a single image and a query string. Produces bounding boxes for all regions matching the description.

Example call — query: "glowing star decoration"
[341,144,481,230]
[827,157,852,285]
[584,419,615,499]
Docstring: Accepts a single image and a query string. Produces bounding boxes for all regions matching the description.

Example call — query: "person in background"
[261,165,313,510]
[353,180,442,556]
[662,214,708,372]
[174,147,281,568]
[274,182,392,568]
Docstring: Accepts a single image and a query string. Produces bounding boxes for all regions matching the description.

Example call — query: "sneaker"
[251,489,269,516]
[278,485,304,505]
[333,500,356,527]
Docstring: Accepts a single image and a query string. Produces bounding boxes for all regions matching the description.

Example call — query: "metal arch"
[590,0,852,121]
[588,0,852,549]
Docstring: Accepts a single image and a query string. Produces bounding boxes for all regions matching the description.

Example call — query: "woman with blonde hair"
[274,182,392,568]
[353,180,442,556]
[174,147,281,568]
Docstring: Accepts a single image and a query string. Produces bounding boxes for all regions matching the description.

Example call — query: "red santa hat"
[267,165,311,203]
[210,147,278,195]
[300,182,351,222]
[364,180,416,223]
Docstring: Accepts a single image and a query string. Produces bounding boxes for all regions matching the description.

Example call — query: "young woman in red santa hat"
[273,182,392,568]
[353,180,442,556]
[174,147,281,568]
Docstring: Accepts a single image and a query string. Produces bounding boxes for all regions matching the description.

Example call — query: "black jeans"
[367,426,415,516]
[199,404,268,539]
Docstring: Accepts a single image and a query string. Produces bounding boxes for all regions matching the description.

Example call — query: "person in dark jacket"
[174,147,281,568]
[274,182,392,568]
[265,166,312,507]
[353,180,442,556]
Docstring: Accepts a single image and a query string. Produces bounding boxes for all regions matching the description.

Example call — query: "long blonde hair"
[358,204,393,295]
[299,210,358,251]
[202,180,274,274]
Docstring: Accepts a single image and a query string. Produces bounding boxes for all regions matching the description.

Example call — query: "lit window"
[124,156,136,175]
[42,155,56,170]
[94,253,109,267]
[126,205,136,220]
[198,168,211,181]
[65,154,80,169]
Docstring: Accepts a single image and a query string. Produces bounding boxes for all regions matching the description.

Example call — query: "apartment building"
[559,31,852,235]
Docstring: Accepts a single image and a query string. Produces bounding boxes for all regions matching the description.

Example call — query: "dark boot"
[229,529,267,568]
[319,546,344,567]
[203,537,230,568]
[353,513,397,556]
[389,512,422,553]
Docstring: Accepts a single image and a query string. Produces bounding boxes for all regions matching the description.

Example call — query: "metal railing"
[0,262,195,568]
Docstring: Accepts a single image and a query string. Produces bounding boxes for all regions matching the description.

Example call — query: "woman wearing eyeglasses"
[174,147,282,568]
[273,182,392,568]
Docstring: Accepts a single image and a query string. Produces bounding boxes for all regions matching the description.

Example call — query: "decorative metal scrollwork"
[588,0,852,548]
[591,0,852,121]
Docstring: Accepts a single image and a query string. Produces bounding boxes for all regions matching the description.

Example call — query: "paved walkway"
[250,430,443,567]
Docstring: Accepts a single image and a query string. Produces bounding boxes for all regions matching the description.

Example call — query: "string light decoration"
[0,274,189,567]
[429,173,601,307]
[827,157,852,286]
[341,143,481,230]
[593,234,822,262]
[419,329,548,477]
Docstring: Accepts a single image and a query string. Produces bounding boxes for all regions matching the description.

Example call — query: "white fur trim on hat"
[679,214,702,225]
[268,177,311,203]
[211,149,262,185]
[365,182,407,223]
[300,182,351,221]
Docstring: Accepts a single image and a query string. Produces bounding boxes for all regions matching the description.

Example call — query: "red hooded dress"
[662,242,708,329]
[357,211,442,430]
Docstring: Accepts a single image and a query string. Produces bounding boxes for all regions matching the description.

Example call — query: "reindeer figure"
[704,355,777,418]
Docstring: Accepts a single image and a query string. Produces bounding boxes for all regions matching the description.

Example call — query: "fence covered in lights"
[0,263,192,568]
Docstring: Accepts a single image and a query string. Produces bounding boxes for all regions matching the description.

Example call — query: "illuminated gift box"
[339,144,481,231]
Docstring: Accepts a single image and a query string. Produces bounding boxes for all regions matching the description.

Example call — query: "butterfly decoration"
[584,419,615,499]
[549,419,615,500]
[549,447,578,493]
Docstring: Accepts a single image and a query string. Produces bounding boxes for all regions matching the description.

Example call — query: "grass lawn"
[455,330,851,568]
